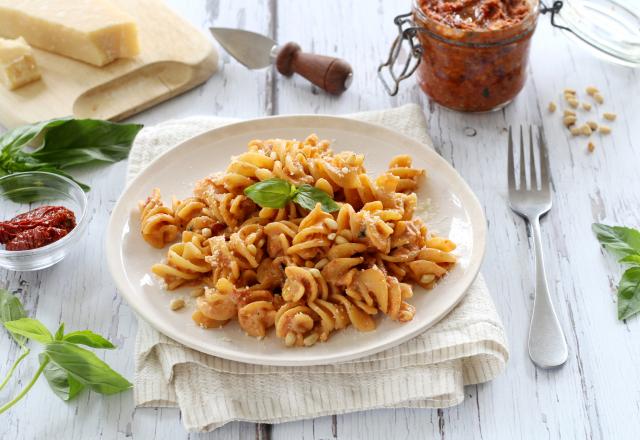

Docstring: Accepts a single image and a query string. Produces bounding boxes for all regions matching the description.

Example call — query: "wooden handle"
[275,42,352,95]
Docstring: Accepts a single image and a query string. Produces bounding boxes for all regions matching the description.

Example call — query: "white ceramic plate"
[106,115,486,366]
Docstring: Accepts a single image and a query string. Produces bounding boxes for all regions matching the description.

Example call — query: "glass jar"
[412,0,539,112]
[378,1,640,112]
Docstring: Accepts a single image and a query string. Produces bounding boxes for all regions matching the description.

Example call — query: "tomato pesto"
[413,0,538,112]
[0,206,76,251]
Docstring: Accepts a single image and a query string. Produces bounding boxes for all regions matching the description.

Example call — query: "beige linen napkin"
[128,104,509,432]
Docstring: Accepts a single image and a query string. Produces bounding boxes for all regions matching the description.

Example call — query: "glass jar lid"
[545,0,640,67]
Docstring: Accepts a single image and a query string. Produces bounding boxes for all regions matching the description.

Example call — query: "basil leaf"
[0,289,27,346]
[54,323,65,341]
[0,118,143,193]
[63,330,115,349]
[593,223,640,258]
[620,255,640,266]
[618,267,640,320]
[4,318,53,344]
[244,178,295,209]
[39,353,85,401]
[293,184,339,212]
[44,341,132,395]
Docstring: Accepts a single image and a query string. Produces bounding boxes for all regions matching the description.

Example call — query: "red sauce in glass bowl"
[0,205,76,251]
[413,0,538,112]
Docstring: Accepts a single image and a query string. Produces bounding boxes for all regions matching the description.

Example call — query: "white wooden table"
[2,1,640,438]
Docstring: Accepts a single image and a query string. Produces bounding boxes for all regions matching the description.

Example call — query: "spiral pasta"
[139,134,457,347]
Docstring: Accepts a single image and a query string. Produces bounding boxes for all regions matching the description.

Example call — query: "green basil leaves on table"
[0,289,27,346]
[593,223,640,320]
[0,117,143,191]
[244,178,339,213]
[0,292,131,413]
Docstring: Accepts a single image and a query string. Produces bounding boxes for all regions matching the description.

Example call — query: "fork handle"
[528,216,569,368]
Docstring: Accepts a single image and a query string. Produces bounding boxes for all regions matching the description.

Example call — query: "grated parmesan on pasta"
[138,134,456,347]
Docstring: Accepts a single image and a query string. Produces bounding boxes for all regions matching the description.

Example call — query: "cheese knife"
[209,27,353,95]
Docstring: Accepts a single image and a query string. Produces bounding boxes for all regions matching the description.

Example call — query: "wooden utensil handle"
[275,42,352,95]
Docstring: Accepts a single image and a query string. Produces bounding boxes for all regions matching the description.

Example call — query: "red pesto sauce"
[419,0,530,30]
[413,0,536,112]
[0,205,76,251]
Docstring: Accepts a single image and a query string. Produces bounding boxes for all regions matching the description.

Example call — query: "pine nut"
[586,86,599,96]
[323,218,338,230]
[327,233,336,240]
[603,112,617,121]
[586,121,598,130]
[580,124,592,136]
[563,88,576,95]
[548,101,557,113]
[588,141,595,153]
[568,98,579,108]
[315,258,329,269]
[170,298,185,311]
[335,236,348,245]
[594,93,604,104]
[420,274,436,284]
[190,287,205,298]
[303,333,319,346]
[570,126,580,136]
[563,115,577,126]
[582,102,592,111]
[599,125,611,134]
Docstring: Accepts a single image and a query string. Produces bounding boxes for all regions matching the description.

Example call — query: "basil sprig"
[244,178,339,213]
[0,290,131,413]
[0,117,143,192]
[593,223,640,320]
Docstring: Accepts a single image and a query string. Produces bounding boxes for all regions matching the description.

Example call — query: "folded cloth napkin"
[129,104,509,432]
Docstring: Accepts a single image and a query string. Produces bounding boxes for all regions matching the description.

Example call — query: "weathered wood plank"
[1,1,639,439]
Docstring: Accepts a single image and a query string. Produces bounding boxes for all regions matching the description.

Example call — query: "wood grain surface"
[1,1,639,439]
[0,0,218,128]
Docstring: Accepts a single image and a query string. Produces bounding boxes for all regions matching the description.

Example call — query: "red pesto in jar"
[413,0,538,112]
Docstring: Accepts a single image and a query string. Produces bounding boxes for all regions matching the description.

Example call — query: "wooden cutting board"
[0,0,218,129]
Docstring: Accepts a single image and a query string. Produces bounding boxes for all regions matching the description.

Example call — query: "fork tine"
[538,125,550,189]
[519,125,527,190]
[508,126,515,190]
[529,125,537,190]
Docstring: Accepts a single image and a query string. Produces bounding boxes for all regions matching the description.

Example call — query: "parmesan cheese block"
[0,37,41,90]
[0,0,140,67]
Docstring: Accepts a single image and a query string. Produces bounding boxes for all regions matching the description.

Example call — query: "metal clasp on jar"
[377,12,424,96]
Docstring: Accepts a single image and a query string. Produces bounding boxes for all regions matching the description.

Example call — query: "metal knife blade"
[209,27,278,69]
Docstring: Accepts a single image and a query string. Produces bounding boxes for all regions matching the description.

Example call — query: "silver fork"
[508,125,568,368]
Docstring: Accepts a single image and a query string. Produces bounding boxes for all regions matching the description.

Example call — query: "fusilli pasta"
[139,134,457,347]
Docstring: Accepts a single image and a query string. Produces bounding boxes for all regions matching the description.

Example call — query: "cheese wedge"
[0,37,41,90]
[0,0,140,67]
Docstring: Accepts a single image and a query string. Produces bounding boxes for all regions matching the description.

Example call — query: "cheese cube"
[0,0,140,67]
[0,37,41,90]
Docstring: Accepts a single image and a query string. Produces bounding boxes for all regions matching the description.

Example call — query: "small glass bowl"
[0,172,88,271]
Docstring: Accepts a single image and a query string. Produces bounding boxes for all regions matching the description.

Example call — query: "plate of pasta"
[106,115,486,366]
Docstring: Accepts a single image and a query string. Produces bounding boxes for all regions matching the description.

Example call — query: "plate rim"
[106,114,486,366]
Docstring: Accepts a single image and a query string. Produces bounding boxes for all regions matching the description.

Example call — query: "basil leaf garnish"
[4,318,53,344]
[43,341,132,395]
[593,223,640,258]
[39,353,85,401]
[0,289,27,346]
[244,178,339,213]
[618,267,640,320]
[63,330,115,349]
[244,178,294,209]
[0,118,143,194]
[293,184,339,212]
